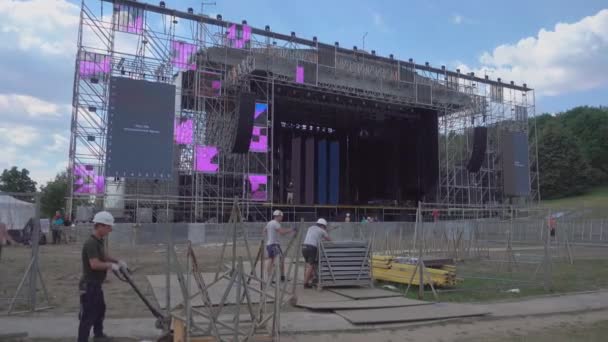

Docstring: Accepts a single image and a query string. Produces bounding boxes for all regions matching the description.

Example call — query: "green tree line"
[533,106,608,199]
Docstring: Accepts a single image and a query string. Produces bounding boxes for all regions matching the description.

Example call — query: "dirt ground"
[0,241,255,317]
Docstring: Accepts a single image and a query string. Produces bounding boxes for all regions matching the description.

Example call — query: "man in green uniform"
[78,211,127,342]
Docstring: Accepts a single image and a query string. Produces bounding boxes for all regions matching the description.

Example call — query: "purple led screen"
[195,145,219,173]
[79,53,110,77]
[227,24,252,49]
[249,126,267,152]
[174,119,193,144]
[114,5,143,34]
[295,66,304,84]
[172,41,197,70]
[74,165,104,194]
[246,174,267,201]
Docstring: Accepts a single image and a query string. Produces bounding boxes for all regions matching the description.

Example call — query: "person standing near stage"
[302,218,331,288]
[78,211,127,342]
[264,210,294,282]
[286,181,294,204]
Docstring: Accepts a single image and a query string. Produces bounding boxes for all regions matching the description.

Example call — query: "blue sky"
[0,0,607,184]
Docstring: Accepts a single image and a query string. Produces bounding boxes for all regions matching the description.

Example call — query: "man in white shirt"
[264,210,294,282]
[302,218,331,288]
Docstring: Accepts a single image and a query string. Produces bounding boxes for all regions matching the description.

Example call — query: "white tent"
[0,195,35,230]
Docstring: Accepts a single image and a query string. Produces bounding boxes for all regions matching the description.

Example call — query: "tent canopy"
[0,195,35,230]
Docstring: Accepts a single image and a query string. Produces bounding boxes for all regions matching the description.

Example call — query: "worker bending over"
[264,210,294,282]
[78,211,127,342]
[302,218,331,288]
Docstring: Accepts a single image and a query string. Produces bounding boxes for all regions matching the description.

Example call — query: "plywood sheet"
[336,303,489,324]
[296,297,430,310]
[328,287,402,300]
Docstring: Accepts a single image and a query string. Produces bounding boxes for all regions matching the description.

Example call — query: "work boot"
[93,334,114,341]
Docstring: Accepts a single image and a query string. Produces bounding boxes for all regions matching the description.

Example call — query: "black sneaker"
[93,334,114,341]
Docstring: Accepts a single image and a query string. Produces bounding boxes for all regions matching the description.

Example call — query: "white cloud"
[372,12,390,33]
[46,133,70,152]
[0,0,80,56]
[0,94,70,118]
[0,124,39,147]
[451,14,464,25]
[460,9,608,96]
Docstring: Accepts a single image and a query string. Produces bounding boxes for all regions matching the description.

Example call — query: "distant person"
[302,218,331,288]
[78,211,127,342]
[0,221,18,260]
[286,181,294,204]
[548,216,557,240]
[432,209,440,222]
[263,210,294,282]
[345,213,351,223]
[51,211,64,244]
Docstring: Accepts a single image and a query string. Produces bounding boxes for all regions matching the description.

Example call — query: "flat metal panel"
[501,131,531,197]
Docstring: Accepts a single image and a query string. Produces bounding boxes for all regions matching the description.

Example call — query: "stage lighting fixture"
[120,67,125,75]
[88,106,96,112]
[408,58,413,62]
[313,36,317,43]
[441,65,445,70]
[265,25,270,31]
[87,135,95,142]
[159,1,165,8]
[456,69,460,73]
[187,7,193,14]
[242,20,247,24]
[353,46,357,51]
[389,54,393,59]
[471,72,475,76]
[291,31,296,37]
[335,42,339,47]
[497,78,501,82]
[510,81,514,85]
[91,77,99,84]
[485,75,489,80]
[371,50,375,55]
[217,14,222,20]
[272,41,277,45]
[523,83,527,88]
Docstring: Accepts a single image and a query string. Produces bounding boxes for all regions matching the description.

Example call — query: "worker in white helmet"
[264,210,294,282]
[78,211,126,342]
[302,218,331,288]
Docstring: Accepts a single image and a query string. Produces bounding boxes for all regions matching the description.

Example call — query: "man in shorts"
[302,218,331,288]
[264,210,294,282]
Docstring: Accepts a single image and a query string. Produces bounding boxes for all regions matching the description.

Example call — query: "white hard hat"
[273,210,283,217]
[316,218,328,226]
[92,211,115,226]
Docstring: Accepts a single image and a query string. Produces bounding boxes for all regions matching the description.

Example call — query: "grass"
[377,258,608,303]
[542,186,608,218]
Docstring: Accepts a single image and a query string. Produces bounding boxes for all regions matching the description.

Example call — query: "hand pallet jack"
[113,267,173,342]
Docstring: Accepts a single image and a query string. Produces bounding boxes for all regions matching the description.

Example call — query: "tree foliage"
[533,106,608,199]
[0,167,37,193]
[40,171,69,218]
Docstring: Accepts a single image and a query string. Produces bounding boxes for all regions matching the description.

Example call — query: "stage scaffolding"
[68,0,539,223]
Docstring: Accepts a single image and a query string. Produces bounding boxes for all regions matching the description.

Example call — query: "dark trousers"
[78,281,106,342]
[52,230,61,244]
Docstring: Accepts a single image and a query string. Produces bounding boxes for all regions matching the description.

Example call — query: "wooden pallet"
[317,241,373,290]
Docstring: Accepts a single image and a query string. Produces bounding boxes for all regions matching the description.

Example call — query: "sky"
[0,0,607,185]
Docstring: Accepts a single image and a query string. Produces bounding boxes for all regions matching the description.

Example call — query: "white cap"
[92,211,114,226]
[273,210,283,217]
[316,218,328,227]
